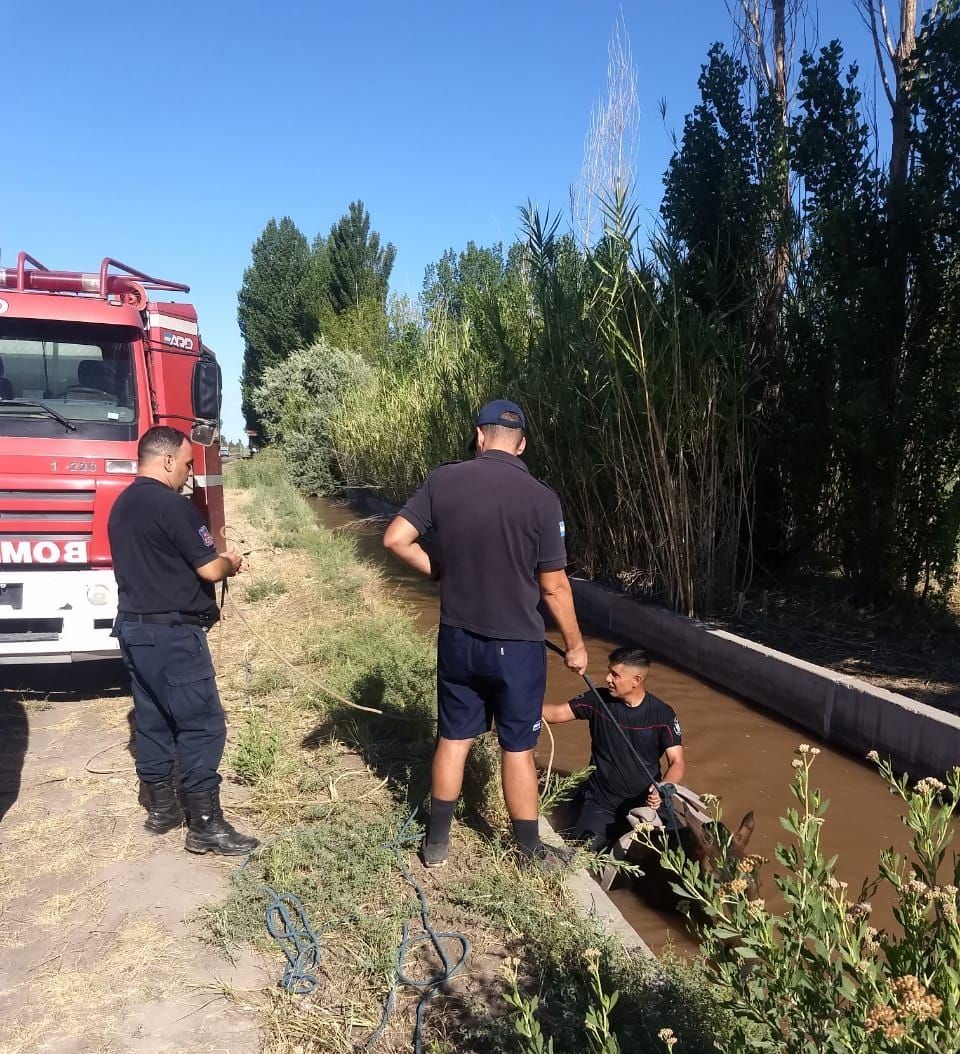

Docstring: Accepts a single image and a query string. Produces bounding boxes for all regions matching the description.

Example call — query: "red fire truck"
[0,252,224,664]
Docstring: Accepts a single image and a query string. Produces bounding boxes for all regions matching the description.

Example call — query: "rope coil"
[263,887,322,996]
[255,809,470,1052]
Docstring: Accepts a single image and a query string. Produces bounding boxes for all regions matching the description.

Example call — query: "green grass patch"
[248,666,291,696]
[206,807,415,987]
[243,577,288,602]
[231,711,282,785]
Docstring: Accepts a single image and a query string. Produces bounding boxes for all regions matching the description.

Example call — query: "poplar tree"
[238,217,316,435]
[325,201,396,314]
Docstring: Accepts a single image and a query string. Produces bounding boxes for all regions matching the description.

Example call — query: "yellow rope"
[223,593,400,719]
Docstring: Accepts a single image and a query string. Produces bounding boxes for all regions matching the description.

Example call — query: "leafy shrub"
[252,338,370,495]
[634,750,960,1053]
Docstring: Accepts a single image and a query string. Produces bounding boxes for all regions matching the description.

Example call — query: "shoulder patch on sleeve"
[673,716,682,737]
[198,525,215,548]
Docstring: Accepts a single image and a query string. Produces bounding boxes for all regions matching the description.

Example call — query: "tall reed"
[330,193,758,616]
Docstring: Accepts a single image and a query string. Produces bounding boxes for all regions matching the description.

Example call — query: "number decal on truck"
[67,462,97,472]
[162,331,195,351]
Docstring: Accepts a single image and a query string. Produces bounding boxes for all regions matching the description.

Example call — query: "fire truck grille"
[0,489,96,538]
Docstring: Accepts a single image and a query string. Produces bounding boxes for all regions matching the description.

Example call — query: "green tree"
[325,200,396,314]
[238,217,316,435]
[661,43,766,324]
[898,0,960,592]
[785,42,885,571]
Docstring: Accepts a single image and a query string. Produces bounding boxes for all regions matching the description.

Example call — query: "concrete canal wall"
[571,578,960,780]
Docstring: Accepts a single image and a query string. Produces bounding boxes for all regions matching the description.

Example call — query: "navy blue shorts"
[436,624,546,752]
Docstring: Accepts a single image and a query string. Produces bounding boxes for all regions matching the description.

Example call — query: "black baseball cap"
[468,399,526,451]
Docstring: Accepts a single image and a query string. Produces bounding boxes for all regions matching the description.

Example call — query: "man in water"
[541,646,685,850]
[383,399,588,869]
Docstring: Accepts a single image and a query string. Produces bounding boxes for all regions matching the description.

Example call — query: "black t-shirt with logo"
[570,688,682,810]
[108,476,219,617]
[399,450,567,641]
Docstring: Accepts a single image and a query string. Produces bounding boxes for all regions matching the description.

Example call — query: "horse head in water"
[684,808,758,891]
[633,807,759,913]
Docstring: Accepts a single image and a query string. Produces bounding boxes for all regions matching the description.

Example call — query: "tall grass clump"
[333,321,495,505]
[512,195,755,615]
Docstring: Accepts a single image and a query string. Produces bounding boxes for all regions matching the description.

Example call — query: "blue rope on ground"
[362,807,471,1053]
[256,807,470,1052]
[263,887,322,995]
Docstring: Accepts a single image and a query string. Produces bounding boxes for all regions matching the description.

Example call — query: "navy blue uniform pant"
[571,794,620,852]
[436,624,546,752]
[116,621,226,792]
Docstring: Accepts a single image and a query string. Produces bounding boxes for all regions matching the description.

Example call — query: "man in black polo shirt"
[542,646,685,850]
[384,399,588,868]
[108,425,258,855]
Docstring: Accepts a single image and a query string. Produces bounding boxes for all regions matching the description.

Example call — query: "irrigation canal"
[312,496,915,954]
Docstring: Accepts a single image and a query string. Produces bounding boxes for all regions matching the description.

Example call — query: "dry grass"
[1,914,182,1054]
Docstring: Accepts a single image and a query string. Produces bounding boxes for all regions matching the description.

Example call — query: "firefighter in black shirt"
[542,646,685,851]
[107,425,258,855]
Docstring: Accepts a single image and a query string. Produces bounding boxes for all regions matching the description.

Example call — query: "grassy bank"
[214,451,724,1053]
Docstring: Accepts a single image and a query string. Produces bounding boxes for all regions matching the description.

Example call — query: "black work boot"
[142,779,185,834]
[184,787,259,856]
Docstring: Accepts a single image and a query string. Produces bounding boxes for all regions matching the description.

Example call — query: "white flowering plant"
[636,748,960,1053]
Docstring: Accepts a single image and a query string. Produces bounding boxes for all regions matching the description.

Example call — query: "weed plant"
[232,712,283,785]
[244,578,288,602]
[627,749,960,1053]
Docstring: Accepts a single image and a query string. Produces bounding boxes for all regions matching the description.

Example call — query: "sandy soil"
[0,662,273,1053]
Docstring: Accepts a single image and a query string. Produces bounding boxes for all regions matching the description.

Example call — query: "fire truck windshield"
[0,319,138,439]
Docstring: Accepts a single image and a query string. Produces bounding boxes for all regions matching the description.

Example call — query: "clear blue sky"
[2,1,886,441]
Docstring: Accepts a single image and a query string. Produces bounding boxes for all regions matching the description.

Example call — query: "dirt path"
[0,663,272,1053]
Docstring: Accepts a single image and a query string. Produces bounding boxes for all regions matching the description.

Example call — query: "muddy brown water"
[311,497,918,954]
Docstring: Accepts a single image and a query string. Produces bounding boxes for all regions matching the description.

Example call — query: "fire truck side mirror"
[190,352,222,447]
[191,423,218,446]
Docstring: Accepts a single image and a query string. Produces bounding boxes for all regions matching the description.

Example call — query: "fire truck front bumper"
[0,569,120,664]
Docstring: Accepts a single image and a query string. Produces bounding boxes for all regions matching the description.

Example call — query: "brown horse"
[627,803,758,914]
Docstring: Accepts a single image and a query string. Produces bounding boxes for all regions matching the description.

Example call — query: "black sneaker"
[421,839,450,868]
[523,842,574,873]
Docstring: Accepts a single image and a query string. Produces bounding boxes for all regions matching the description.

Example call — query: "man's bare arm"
[541,701,577,724]
[383,515,432,577]
[646,745,686,808]
[196,550,243,583]
[538,569,587,674]
[661,745,685,785]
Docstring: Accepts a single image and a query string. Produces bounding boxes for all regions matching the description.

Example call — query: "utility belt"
[116,610,219,629]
